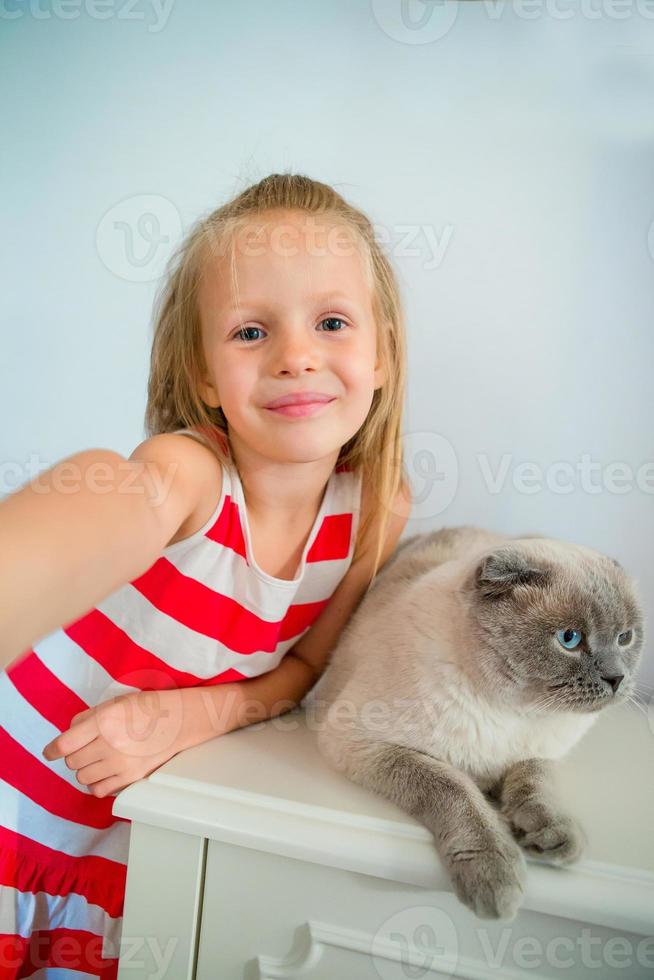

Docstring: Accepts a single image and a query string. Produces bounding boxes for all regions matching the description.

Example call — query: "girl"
[0,173,412,978]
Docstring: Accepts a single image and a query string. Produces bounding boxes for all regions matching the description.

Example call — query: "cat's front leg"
[333,738,527,920]
[498,758,586,864]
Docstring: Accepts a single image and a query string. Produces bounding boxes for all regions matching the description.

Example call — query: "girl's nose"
[271,331,321,375]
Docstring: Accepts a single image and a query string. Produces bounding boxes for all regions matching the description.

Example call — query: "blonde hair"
[145,173,409,587]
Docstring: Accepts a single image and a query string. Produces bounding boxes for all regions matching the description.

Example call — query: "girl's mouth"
[265,399,336,418]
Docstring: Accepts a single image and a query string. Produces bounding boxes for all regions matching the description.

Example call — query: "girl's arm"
[0,437,203,669]
[180,479,413,748]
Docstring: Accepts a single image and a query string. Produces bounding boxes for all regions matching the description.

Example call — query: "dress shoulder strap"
[172,425,230,463]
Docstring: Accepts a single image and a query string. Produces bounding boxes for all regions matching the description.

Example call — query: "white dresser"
[113,700,654,979]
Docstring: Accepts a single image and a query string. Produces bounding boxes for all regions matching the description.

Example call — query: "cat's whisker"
[630,687,653,708]
[625,694,648,720]
[530,692,563,713]
[629,700,648,717]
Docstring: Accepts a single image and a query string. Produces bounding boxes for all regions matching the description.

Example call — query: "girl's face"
[197,209,386,467]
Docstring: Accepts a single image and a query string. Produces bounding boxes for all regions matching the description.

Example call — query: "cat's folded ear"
[475,548,550,600]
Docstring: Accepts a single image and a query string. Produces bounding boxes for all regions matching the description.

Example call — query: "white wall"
[1,1,652,686]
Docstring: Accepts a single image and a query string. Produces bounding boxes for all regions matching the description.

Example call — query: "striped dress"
[0,426,362,979]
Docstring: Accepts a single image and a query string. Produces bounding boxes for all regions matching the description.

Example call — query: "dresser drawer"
[195,839,653,980]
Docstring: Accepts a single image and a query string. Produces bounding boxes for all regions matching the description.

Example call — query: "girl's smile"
[265,399,336,418]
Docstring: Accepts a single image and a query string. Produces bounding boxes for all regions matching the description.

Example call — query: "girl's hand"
[42,688,190,798]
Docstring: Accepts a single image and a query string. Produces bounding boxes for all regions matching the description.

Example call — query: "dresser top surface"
[115,700,654,876]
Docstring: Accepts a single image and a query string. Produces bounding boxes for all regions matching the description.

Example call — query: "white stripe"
[0,884,122,959]
[95,576,316,680]
[0,776,130,863]
[34,615,296,693]
[0,671,116,794]
[34,630,139,705]
[166,529,353,610]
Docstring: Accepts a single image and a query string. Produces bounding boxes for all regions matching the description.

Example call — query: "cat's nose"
[600,673,624,694]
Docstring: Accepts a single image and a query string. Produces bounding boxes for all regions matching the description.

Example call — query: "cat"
[303,525,645,921]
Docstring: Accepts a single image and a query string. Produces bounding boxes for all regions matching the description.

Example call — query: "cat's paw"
[446,832,526,921]
[503,799,585,864]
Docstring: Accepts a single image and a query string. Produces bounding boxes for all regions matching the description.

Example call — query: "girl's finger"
[43,716,98,760]
[87,775,126,799]
[75,758,116,788]
[69,707,94,726]
[64,736,106,773]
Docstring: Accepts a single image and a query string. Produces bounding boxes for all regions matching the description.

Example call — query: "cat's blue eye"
[557,628,583,650]
[618,630,633,646]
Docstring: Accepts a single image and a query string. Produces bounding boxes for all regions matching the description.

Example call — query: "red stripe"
[65,609,223,691]
[206,494,247,556]
[0,928,118,978]
[0,728,124,831]
[6,652,89,732]
[129,560,330,654]
[0,825,126,919]
[64,593,329,692]
[207,491,352,564]
[307,512,353,562]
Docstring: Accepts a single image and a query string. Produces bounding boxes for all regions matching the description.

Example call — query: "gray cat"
[304,526,645,920]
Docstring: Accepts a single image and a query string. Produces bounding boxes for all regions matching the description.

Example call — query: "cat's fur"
[304,526,645,920]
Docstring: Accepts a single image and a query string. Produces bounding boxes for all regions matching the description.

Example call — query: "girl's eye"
[617,630,633,646]
[233,326,264,342]
[231,317,348,343]
[556,628,583,651]
[318,316,347,332]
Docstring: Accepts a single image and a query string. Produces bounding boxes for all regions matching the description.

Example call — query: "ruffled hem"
[0,838,126,920]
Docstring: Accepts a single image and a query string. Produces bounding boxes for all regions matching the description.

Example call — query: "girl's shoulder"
[128,429,224,548]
